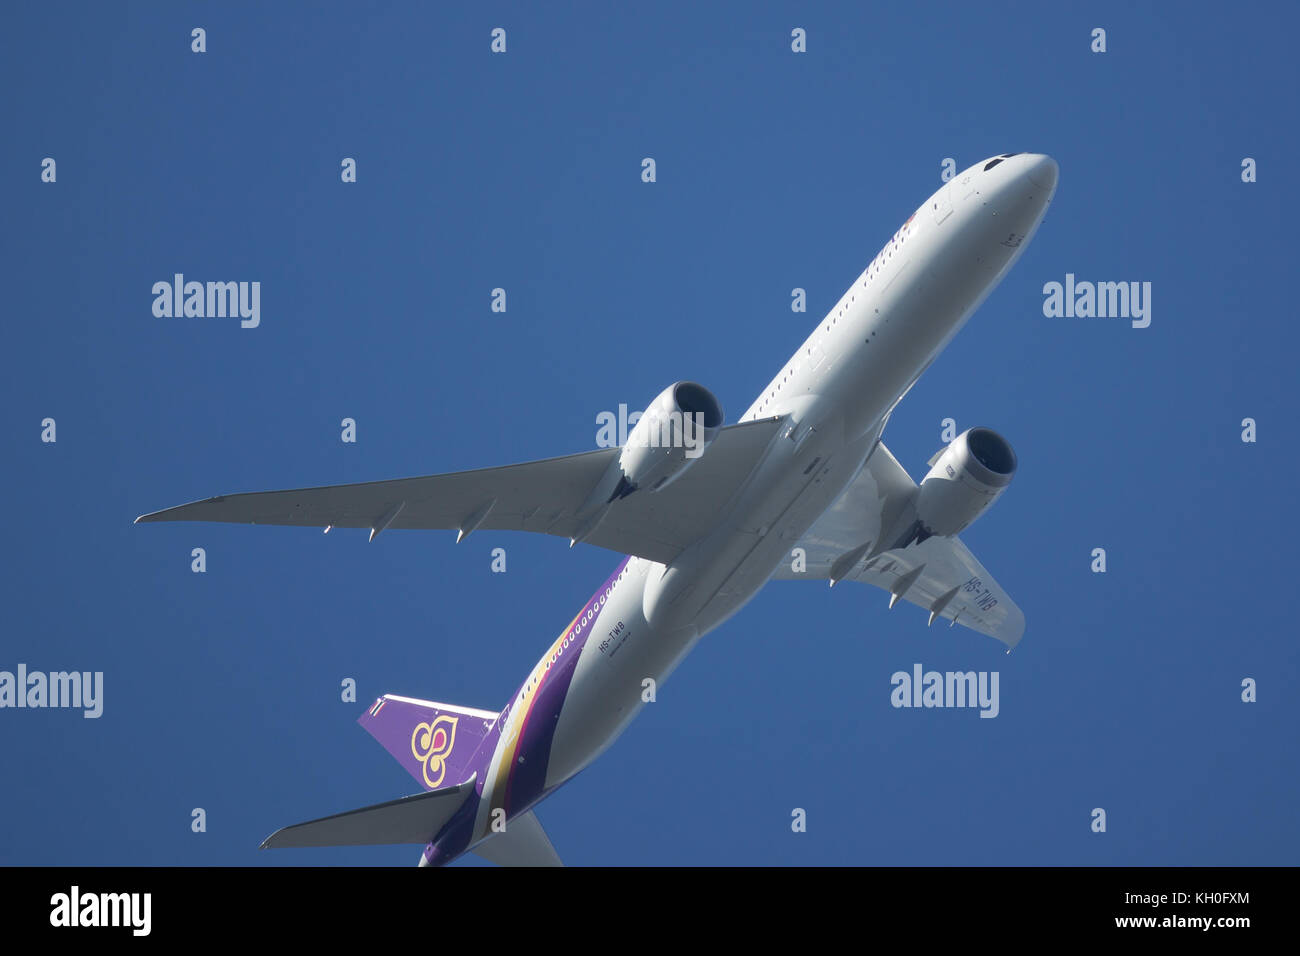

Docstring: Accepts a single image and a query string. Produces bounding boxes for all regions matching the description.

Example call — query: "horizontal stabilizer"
[260,775,476,848]
[472,810,563,867]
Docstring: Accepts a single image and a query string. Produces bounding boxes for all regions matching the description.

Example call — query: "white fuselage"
[466,153,1058,850]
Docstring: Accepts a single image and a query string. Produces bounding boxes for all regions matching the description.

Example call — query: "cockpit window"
[999,152,1022,159]
[983,158,1003,171]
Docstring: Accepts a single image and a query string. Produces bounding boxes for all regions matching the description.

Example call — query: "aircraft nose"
[1024,153,1058,192]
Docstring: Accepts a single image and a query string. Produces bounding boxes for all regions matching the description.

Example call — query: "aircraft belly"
[545,566,697,788]
[692,429,880,631]
[543,430,877,788]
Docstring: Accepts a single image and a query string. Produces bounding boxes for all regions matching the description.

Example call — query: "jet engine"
[617,382,724,493]
[914,427,1016,537]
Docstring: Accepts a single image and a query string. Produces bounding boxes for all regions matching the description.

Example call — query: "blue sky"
[3,1,1296,866]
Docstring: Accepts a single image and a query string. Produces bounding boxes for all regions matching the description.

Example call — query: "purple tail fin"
[359,695,497,791]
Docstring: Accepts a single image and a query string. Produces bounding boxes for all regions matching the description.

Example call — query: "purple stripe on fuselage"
[504,557,630,815]
[422,788,482,866]
[422,556,632,865]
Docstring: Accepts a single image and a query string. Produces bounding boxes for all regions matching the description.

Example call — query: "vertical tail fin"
[359,694,497,791]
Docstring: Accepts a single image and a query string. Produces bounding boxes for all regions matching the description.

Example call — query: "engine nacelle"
[915,427,1017,537]
[618,382,724,493]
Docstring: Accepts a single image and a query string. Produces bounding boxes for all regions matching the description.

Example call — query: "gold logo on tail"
[411,715,459,788]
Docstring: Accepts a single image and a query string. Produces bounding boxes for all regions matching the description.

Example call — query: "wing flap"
[772,441,1025,648]
[849,537,1025,647]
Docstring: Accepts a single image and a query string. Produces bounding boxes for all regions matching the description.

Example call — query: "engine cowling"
[915,427,1016,537]
[618,382,724,493]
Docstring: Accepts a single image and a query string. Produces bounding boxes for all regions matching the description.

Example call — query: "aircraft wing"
[136,418,785,566]
[770,442,1025,649]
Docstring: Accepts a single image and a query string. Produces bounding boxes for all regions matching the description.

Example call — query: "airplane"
[137,152,1058,866]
